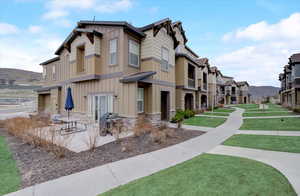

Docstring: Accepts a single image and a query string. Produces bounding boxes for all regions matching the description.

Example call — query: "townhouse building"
[279,53,300,110]
[37,18,250,126]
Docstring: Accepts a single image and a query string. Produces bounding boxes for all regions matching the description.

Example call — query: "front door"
[161,91,170,121]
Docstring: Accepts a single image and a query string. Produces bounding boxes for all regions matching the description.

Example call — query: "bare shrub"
[83,125,99,152]
[150,123,176,144]
[133,115,153,137]
[111,119,127,143]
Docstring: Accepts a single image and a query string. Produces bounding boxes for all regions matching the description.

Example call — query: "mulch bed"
[0,127,204,188]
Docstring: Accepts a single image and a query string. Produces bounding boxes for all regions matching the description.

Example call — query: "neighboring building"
[37,18,251,126]
[279,53,300,110]
[236,81,250,104]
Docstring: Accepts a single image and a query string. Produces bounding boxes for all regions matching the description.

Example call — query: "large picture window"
[129,40,140,67]
[161,47,169,71]
[137,88,144,113]
[109,39,117,65]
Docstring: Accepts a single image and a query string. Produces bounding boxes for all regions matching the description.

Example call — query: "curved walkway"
[5,108,244,196]
[209,145,300,195]
[209,107,300,195]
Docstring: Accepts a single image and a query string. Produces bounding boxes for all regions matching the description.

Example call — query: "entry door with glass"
[89,94,113,122]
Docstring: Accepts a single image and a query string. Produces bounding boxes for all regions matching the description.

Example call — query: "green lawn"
[203,112,229,116]
[224,134,300,153]
[243,112,297,117]
[212,108,235,113]
[183,116,227,127]
[0,136,21,195]
[100,154,296,196]
[245,108,289,112]
[240,117,300,131]
[236,104,259,110]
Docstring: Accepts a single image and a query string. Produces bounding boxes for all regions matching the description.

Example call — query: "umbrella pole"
[68,110,69,131]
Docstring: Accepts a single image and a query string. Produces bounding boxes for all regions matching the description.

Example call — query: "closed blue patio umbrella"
[65,87,74,122]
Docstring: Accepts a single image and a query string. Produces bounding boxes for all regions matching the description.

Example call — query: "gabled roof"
[210,66,218,73]
[120,71,156,83]
[40,57,60,65]
[172,21,188,44]
[225,80,237,86]
[289,53,300,64]
[139,18,179,49]
[55,28,103,55]
[77,20,146,38]
[237,81,249,87]
[195,58,209,66]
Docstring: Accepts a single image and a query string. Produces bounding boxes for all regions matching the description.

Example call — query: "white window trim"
[52,66,56,80]
[109,38,118,65]
[137,88,144,113]
[88,94,113,122]
[42,67,46,79]
[161,47,169,71]
[128,39,140,68]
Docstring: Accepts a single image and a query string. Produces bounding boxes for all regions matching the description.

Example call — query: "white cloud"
[28,25,43,33]
[94,0,132,13]
[0,23,20,35]
[223,13,300,42]
[0,33,62,72]
[215,13,300,86]
[43,0,133,22]
[42,9,68,20]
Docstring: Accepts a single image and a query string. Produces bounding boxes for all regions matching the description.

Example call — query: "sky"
[1,0,300,87]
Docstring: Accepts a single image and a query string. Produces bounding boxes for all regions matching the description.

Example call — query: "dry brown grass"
[3,116,70,158]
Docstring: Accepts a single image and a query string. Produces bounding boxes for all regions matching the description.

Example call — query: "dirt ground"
[0,127,204,188]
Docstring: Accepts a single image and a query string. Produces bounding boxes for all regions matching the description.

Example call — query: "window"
[137,88,144,113]
[129,40,140,67]
[295,64,300,78]
[161,47,169,71]
[109,39,117,65]
[42,67,46,80]
[77,45,85,73]
[88,94,113,122]
[52,66,56,80]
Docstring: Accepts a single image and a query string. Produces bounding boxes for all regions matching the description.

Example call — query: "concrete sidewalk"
[243,115,300,119]
[209,145,300,195]
[236,130,300,136]
[5,108,244,196]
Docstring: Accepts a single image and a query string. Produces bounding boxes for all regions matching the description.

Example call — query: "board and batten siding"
[59,78,137,118]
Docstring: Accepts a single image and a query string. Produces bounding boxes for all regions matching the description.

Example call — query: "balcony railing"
[188,78,195,88]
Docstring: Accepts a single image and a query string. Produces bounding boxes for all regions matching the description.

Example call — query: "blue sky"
[1,0,300,86]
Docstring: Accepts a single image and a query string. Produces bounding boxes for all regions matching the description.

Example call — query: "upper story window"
[161,47,169,71]
[109,39,117,65]
[52,66,56,80]
[295,64,300,78]
[77,45,85,73]
[42,67,46,80]
[129,40,140,67]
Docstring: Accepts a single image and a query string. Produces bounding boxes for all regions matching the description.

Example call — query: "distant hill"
[249,86,280,100]
[0,68,42,85]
